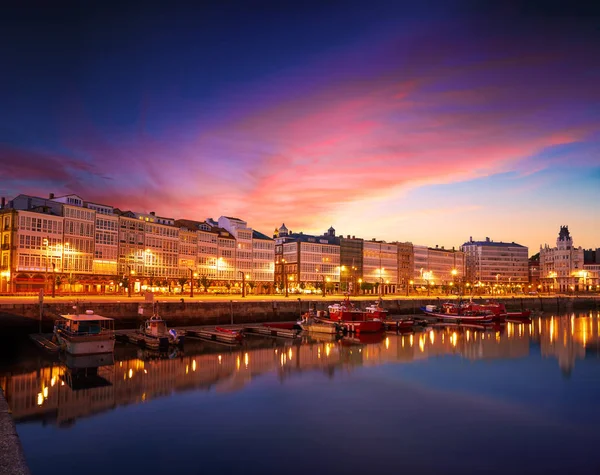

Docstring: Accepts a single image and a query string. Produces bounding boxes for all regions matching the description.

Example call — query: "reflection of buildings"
[1,313,598,425]
[539,314,595,377]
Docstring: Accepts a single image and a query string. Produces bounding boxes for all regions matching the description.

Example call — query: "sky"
[1,0,599,255]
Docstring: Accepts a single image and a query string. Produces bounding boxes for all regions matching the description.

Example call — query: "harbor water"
[1,310,599,475]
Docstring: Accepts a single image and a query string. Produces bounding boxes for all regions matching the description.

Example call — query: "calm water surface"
[2,311,600,475]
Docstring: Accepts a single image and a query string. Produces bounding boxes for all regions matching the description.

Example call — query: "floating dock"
[29,333,60,352]
[184,327,242,345]
[243,325,300,339]
[115,329,169,351]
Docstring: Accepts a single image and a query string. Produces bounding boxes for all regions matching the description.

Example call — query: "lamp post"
[43,237,49,294]
[495,274,500,295]
[189,268,195,298]
[51,263,56,298]
[451,268,458,296]
[126,265,134,297]
[281,258,288,298]
[238,270,246,298]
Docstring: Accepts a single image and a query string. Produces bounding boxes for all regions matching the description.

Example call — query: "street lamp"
[51,263,56,298]
[378,267,385,296]
[126,265,134,297]
[238,270,248,298]
[189,268,197,298]
[43,237,49,295]
[451,268,458,295]
[281,258,288,298]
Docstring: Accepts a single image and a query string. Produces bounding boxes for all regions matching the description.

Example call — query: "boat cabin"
[55,312,115,337]
[144,316,169,337]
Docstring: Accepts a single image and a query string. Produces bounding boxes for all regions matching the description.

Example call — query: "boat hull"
[55,332,115,355]
[420,308,493,323]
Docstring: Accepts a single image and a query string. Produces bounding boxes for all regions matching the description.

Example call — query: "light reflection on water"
[2,311,600,475]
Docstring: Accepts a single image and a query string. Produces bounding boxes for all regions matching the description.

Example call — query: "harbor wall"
[0,388,31,475]
[0,296,599,333]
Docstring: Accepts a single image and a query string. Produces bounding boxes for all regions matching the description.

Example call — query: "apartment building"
[363,239,398,294]
[396,242,414,293]
[461,237,529,286]
[274,224,340,294]
[339,235,363,294]
[540,226,585,292]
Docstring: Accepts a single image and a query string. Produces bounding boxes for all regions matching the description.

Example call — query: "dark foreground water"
[2,311,600,475]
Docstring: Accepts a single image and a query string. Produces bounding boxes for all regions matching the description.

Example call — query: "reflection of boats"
[341,332,386,345]
[61,352,115,369]
[384,319,416,332]
[53,311,115,355]
[138,316,185,349]
[421,305,494,323]
[59,353,114,391]
[136,347,183,360]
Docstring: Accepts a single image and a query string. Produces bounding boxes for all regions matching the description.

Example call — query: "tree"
[299,282,306,292]
[247,280,256,294]
[199,275,213,292]
[225,281,232,293]
[177,277,188,293]
[361,281,374,293]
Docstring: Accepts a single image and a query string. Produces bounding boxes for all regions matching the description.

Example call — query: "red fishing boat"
[322,296,383,333]
[365,302,388,320]
[464,301,531,319]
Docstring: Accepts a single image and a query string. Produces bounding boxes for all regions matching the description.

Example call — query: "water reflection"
[1,311,598,427]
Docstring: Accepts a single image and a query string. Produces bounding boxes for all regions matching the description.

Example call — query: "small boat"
[421,305,494,323]
[298,311,344,334]
[139,316,185,348]
[215,326,244,342]
[53,311,115,355]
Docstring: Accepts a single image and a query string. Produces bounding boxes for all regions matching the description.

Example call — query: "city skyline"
[1,2,599,253]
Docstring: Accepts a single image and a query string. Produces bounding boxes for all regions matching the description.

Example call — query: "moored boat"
[365,302,388,320]
[421,305,494,323]
[138,316,185,348]
[215,326,244,342]
[325,296,384,333]
[53,311,115,355]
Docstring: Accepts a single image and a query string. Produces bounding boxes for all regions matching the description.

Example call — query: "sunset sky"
[1,1,598,254]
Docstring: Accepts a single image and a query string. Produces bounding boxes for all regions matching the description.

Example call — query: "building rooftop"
[252,230,273,241]
[462,239,526,248]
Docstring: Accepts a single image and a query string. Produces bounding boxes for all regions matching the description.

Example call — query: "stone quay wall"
[0,388,31,475]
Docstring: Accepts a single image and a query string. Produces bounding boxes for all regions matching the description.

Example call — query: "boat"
[139,316,185,348]
[364,302,388,320]
[298,311,344,334]
[420,305,494,323]
[323,296,384,333]
[462,301,532,319]
[215,326,244,342]
[53,311,115,355]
